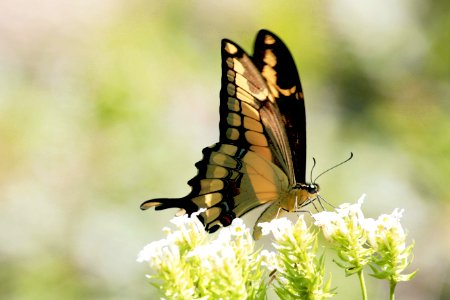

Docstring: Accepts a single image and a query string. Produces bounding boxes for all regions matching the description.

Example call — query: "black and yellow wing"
[141,30,309,236]
[253,30,306,184]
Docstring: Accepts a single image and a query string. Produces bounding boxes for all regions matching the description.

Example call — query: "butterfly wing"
[219,39,274,161]
[252,30,307,184]
[141,144,288,233]
[141,38,290,232]
[247,30,310,237]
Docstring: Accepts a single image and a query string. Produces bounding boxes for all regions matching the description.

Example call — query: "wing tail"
[140,198,191,216]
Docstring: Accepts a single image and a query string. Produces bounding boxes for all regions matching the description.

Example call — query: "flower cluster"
[365,209,417,288]
[312,195,374,276]
[138,197,416,300]
[312,195,416,299]
[137,212,267,300]
[259,216,335,300]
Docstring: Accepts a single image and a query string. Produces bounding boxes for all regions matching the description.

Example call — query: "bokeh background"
[1,0,448,299]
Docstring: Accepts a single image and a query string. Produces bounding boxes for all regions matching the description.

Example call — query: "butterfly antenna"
[310,157,317,183]
[313,152,354,183]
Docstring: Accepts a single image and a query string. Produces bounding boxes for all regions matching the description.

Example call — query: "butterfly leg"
[268,269,278,285]
[275,206,285,219]
[298,196,320,212]
[315,196,326,211]
[317,194,336,209]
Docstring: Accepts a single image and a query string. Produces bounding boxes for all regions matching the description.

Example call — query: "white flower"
[377,208,404,231]
[136,239,169,263]
[217,226,232,244]
[312,211,340,240]
[257,221,275,237]
[162,244,181,264]
[361,217,377,245]
[138,211,267,298]
[187,243,220,259]
[392,207,404,219]
[273,217,293,232]
[229,218,248,236]
[367,208,407,251]
[137,239,181,271]
[336,194,366,221]
[312,210,339,227]
[258,217,295,241]
[170,209,206,233]
[170,213,190,227]
[295,214,308,231]
[162,226,172,235]
[192,208,207,217]
[259,249,279,272]
[361,217,376,231]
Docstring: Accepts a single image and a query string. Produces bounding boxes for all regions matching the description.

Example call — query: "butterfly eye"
[308,184,319,194]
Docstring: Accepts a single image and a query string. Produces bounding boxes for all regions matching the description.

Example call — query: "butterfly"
[141,29,321,239]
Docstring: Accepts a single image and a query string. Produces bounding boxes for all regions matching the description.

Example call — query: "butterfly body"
[141,30,320,238]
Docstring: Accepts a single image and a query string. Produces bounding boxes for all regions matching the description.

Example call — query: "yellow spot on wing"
[219,144,238,155]
[208,220,222,229]
[262,65,277,84]
[264,35,276,45]
[206,165,228,178]
[227,97,240,112]
[225,43,238,55]
[227,83,236,96]
[227,70,236,82]
[263,50,277,67]
[241,102,260,120]
[202,206,221,222]
[226,127,239,140]
[229,169,240,180]
[199,179,224,194]
[192,193,223,207]
[176,208,187,216]
[236,87,262,107]
[235,73,252,92]
[245,131,268,147]
[227,112,241,126]
[232,58,245,74]
[237,85,267,101]
[210,152,238,168]
[243,116,263,132]
[226,57,233,68]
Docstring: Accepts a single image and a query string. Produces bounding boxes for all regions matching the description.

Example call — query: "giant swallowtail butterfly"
[141,30,321,239]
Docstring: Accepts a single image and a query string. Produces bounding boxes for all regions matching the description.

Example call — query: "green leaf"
[397,270,418,282]
[345,266,363,276]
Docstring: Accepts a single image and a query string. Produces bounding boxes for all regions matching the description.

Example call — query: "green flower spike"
[259,216,334,300]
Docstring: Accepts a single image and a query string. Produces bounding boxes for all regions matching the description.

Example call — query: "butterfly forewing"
[253,30,307,184]
[219,40,274,163]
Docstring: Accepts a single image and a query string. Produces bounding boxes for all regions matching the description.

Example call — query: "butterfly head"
[289,182,320,211]
[294,182,320,195]
[306,183,320,194]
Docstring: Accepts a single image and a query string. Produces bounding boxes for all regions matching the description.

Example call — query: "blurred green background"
[0,0,448,299]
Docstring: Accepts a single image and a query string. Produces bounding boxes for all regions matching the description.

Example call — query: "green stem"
[390,281,397,300]
[358,270,368,300]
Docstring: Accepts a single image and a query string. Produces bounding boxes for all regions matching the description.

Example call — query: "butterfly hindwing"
[141,143,288,233]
